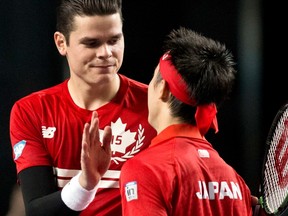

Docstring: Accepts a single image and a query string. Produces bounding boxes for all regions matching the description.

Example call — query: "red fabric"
[120,124,253,216]
[10,74,157,216]
[159,53,195,106]
[195,103,219,136]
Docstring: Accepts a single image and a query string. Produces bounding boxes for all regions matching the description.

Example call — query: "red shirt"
[10,74,157,216]
[120,124,253,216]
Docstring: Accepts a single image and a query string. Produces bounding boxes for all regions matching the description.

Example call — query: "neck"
[68,74,120,110]
[150,107,182,134]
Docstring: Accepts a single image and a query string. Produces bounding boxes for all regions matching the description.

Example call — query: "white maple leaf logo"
[99,117,145,164]
[110,118,136,154]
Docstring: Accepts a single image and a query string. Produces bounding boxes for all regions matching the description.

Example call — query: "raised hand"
[79,111,112,190]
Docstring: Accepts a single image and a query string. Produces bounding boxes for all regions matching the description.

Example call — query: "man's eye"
[109,38,120,45]
[85,42,98,47]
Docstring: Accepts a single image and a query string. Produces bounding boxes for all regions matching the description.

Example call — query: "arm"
[78,111,112,190]
[120,159,168,216]
[18,111,112,215]
[19,166,79,216]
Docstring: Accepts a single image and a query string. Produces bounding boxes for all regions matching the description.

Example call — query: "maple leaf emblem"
[98,118,145,164]
[99,118,136,154]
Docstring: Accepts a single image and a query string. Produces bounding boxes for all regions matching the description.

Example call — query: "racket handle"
[279,207,288,216]
[253,204,261,216]
[253,205,270,216]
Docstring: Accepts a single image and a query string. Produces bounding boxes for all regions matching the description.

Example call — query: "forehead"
[150,64,160,84]
[72,13,123,39]
[154,64,160,77]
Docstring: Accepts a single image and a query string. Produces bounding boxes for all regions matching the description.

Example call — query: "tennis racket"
[257,103,288,215]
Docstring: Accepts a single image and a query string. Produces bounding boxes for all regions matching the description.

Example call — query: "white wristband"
[61,172,99,211]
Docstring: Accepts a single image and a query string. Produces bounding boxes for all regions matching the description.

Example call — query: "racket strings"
[263,108,288,214]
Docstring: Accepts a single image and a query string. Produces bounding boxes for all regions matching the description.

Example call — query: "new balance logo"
[42,126,56,138]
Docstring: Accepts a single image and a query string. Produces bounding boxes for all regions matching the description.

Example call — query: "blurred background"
[0,0,285,215]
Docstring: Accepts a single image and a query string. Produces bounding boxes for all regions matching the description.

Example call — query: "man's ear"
[54,31,67,56]
[159,80,171,102]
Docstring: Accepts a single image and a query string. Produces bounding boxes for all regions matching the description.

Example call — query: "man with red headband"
[119,27,253,215]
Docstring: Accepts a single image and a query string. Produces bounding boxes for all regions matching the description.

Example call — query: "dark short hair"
[157,27,236,123]
[56,0,123,44]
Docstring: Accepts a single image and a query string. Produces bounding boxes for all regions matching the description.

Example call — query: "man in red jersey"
[120,27,254,216]
[9,0,156,215]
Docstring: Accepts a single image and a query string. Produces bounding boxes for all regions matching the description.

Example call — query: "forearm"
[25,190,80,216]
[19,166,80,216]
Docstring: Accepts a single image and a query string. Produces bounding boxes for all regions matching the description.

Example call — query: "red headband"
[159,53,219,136]
[159,53,196,105]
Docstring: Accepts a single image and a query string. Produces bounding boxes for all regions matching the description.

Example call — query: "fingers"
[81,111,99,158]
[251,195,259,206]
[89,111,99,145]
[82,123,90,154]
[102,126,112,153]
[84,111,111,151]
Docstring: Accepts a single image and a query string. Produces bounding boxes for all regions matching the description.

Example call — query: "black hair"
[56,0,123,44]
[157,27,236,124]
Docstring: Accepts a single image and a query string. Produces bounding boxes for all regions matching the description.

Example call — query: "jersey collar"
[150,124,204,147]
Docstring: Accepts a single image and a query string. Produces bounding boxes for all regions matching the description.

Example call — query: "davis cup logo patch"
[125,181,138,202]
[13,140,26,160]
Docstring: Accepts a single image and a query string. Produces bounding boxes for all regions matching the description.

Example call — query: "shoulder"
[121,152,150,179]
[120,150,168,193]
[13,80,67,108]
[119,74,148,92]
[11,81,68,118]
[117,74,149,111]
[121,147,163,177]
